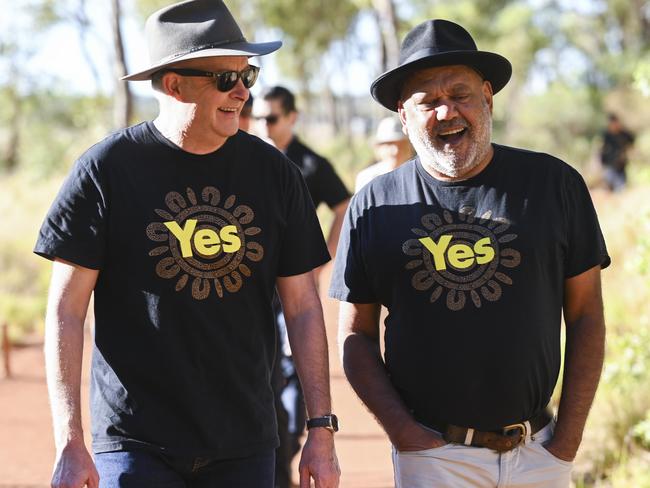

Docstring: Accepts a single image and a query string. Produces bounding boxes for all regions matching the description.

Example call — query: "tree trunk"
[112,0,132,129]
[371,0,400,71]
[371,9,388,73]
[326,85,340,133]
[297,58,312,125]
[75,0,101,92]
[631,0,650,46]
[3,85,22,171]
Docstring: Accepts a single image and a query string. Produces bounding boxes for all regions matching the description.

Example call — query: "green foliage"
[0,171,63,337]
[258,0,360,87]
[633,413,650,450]
[259,0,359,54]
[31,0,63,28]
[575,188,650,486]
[601,329,650,428]
[135,0,170,19]
[0,88,112,173]
[0,294,47,339]
[502,81,600,168]
[607,454,650,488]
[634,57,650,97]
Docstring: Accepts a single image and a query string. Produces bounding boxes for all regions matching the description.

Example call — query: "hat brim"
[122,40,282,81]
[371,51,512,112]
[375,134,407,144]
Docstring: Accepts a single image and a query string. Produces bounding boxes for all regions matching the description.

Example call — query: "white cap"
[375,116,407,144]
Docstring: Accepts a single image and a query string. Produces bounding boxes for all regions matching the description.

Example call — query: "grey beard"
[409,106,493,179]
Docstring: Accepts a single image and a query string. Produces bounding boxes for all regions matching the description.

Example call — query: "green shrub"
[574,188,650,485]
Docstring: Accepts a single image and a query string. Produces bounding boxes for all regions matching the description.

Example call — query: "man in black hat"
[35,1,340,487]
[330,19,609,487]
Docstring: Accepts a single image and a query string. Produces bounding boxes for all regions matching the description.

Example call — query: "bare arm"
[325,199,349,261]
[339,301,444,450]
[546,265,606,461]
[45,259,99,488]
[314,199,350,288]
[277,272,339,488]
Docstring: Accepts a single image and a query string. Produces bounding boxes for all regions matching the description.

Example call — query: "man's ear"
[483,81,494,113]
[161,72,184,101]
[397,101,409,136]
[288,110,298,126]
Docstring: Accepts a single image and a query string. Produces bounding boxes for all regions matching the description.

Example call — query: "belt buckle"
[502,422,527,447]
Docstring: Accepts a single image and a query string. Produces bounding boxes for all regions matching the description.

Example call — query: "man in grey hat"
[330,19,609,487]
[35,1,339,487]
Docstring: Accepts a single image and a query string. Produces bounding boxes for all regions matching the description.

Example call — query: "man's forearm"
[282,282,339,488]
[285,306,332,417]
[551,314,605,457]
[326,200,349,260]
[326,218,343,260]
[341,332,416,444]
[44,311,86,449]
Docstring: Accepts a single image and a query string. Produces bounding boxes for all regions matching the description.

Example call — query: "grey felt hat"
[371,19,512,111]
[122,0,282,81]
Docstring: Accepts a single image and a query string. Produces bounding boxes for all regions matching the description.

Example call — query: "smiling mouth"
[219,107,239,114]
[437,127,467,145]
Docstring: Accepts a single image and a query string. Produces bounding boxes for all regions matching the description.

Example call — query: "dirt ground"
[0,266,394,487]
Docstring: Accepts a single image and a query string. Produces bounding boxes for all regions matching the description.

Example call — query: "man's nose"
[434,102,457,121]
[230,79,248,99]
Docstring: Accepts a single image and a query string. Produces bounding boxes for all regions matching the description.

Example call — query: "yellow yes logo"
[418,235,495,271]
[164,219,242,258]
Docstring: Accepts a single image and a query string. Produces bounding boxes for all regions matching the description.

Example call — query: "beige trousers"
[393,421,573,488]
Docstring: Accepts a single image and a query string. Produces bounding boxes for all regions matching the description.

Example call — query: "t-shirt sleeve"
[33,158,108,270]
[328,193,377,303]
[564,168,611,277]
[276,162,330,277]
[314,157,351,209]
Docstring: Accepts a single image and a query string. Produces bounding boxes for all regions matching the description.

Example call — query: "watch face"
[330,414,339,431]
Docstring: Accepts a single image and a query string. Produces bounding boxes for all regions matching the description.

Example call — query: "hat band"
[400,45,476,66]
[155,37,248,65]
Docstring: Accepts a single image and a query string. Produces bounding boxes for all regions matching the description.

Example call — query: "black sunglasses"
[164,66,260,92]
[254,114,282,125]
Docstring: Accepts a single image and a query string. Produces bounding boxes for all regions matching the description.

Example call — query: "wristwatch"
[306,414,339,433]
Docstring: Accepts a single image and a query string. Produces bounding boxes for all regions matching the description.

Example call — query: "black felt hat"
[371,19,512,111]
[123,0,281,81]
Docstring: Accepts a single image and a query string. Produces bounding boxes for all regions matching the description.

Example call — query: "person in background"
[239,93,296,488]
[34,1,340,487]
[355,116,413,192]
[253,86,350,488]
[239,93,254,132]
[600,113,635,192]
[254,86,350,262]
[331,18,608,488]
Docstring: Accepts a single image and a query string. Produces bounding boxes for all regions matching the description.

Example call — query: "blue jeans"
[95,448,275,488]
[603,166,626,192]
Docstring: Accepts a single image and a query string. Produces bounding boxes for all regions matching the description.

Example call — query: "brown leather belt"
[434,409,553,452]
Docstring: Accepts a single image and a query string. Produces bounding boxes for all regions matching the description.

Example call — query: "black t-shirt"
[329,144,610,431]
[285,137,350,209]
[34,122,329,458]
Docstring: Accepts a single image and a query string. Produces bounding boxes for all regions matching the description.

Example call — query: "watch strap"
[306,414,339,432]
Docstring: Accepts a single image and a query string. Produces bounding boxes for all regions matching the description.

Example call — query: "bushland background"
[1,0,650,486]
